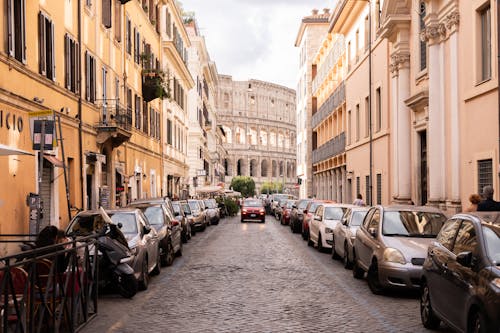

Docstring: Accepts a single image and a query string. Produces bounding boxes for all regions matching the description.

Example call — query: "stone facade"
[216,75,297,195]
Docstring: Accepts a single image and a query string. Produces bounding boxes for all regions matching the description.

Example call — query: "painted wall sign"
[0,110,24,133]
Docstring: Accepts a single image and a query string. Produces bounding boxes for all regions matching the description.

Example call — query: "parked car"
[289,199,312,233]
[352,205,446,295]
[203,199,220,225]
[241,199,265,223]
[66,208,161,291]
[172,200,191,242]
[280,200,296,225]
[420,212,500,333]
[187,200,207,231]
[309,203,353,252]
[332,206,370,268]
[128,201,182,266]
[275,199,291,221]
[302,200,334,241]
[271,194,295,216]
[197,200,210,227]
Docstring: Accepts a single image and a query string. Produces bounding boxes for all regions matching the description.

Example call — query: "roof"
[294,9,330,47]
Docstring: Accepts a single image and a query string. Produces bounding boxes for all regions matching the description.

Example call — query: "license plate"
[250,214,256,217]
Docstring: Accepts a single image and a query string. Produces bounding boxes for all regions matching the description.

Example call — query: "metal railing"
[0,234,99,333]
[97,100,132,131]
[312,132,346,164]
[311,82,346,130]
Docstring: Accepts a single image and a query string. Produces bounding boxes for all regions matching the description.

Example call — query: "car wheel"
[420,282,441,329]
[151,249,161,276]
[307,232,313,247]
[139,257,149,291]
[241,219,245,223]
[343,243,352,269]
[317,234,324,252]
[352,251,364,279]
[367,260,384,295]
[302,227,307,240]
[331,236,340,259]
[117,273,138,299]
[468,309,489,333]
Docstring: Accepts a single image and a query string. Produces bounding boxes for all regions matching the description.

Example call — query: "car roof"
[321,203,356,208]
[454,212,500,225]
[377,205,444,214]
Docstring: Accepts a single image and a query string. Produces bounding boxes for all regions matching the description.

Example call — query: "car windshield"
[351,211,368,226]
[172,203,181,214]
[382,211,446,237]
[286,201,295,208]
[244,200,261,207]
[482,223,500,265]
[298,200,311,210]
[204,201,216,209]
[188,202,199,211]
[324,207,346,220]
[143,207,164,226]
[67,214,104,235]
[182,203,191,215]
[309,203,320,214]
[109,213,138,234]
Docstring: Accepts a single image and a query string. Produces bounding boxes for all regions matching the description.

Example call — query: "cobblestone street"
[81,215,452,333]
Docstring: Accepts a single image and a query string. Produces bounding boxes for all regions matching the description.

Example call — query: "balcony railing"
[312,132,346,164]
[96,100,132,147]
[311,81,345,129]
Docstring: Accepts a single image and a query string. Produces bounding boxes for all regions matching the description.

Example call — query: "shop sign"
[0,110,24,133]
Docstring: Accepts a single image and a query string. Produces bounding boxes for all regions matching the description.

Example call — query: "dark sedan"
[289,199,312,233]
[420,212,500,333]
[241,199,265,223]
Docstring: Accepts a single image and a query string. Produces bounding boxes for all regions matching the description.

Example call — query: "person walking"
[477,185,500,211]
[465,194,481,212]
[353,194,365,206]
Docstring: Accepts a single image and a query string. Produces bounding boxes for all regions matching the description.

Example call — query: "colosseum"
[216,75,297,195]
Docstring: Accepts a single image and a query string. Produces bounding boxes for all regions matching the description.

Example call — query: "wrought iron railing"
[312,82,346,130]
[312,132,346,164]
[97,100,132,131]
[0,234,99,333]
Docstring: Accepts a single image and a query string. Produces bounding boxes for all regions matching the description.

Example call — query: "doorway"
[419,130,428,205]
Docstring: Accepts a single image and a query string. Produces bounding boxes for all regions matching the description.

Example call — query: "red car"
[302,200,334,240]
[241,199,266,223]
[280,200,296,225]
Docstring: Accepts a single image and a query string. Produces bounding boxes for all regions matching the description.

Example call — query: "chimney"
[323,8,330,14]
[311,8,319,15]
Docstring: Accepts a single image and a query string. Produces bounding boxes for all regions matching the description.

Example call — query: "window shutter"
[6,0,13,56]
[38,12,46,75]
[64,35,69,88]
[133,27,137,62]
[92,56,96,102]
[76,42,81,93]
[21,0,26,63]
[85,52,90,101]
[50,21,55,80]
[102,0,112,28]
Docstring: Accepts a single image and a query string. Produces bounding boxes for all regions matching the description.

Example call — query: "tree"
[230,176,256,198]
[260,181,283,194]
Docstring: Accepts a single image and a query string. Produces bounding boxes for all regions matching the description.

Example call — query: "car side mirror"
[171,220,180,227]
[143,225,151,234]
[456,251,473,267]
[314,215,321,221]
[303,209,308,215]
[342,217,348,225]
[292,205,297,209]
[368,227,377,237]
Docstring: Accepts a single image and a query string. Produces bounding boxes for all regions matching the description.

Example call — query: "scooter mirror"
[117,222,123,229]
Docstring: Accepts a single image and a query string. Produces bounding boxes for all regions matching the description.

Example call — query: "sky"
[180,0,336,90]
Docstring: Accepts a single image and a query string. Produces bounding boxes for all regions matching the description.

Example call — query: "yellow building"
[0,0,191,252]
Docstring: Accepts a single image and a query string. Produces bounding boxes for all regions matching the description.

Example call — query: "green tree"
[260,181,283,194]
[230,176,256,198]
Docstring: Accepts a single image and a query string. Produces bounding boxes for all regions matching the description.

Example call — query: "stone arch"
[223,126,233,144]
[237,158,247,176]
[249,127,258,146]
[278,131,284,148]
[269,130,276,146]
[224,158,232,176]
[235,126,246,144]
[272,160,278,177]
[287,162,293,178]
[250,159,258,177]
[279,161,284,177]
[259,129,268,147]
[261,159,269,177]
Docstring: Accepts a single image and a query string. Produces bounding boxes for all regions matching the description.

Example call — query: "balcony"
[95,100,132,148]
[142,70,169,102]
[312,132,346,164]
[311,81,345,129]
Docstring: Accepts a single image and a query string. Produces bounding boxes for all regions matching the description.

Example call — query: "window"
[365,97,369,138]
[453,221,478,256]
[375,0,381,28]
[478,159,493,193]
[347,110,352,144]
[134,95,141,130]
[7,0,26,62]
[419,2,427,71]
[376,173,382,205]
[356,104,360,141]
[436,219,461,251]
[364,15,369,51]
[365,175,371,205]
[368,209,380,231]
[149,107,154,138]
[142,100,148,134]
[166,11,172,38]
[355,30,359,60]
[85,0,92,7]
[347,41,352,68]
[64,34,80,93]
[114,1,121,42]
[38,12,55,80]
[376,87,381,131]
[102,0,111,28]
[102,67,107,101]
[479,5,491,81]
[356,176,360,197]
[85,52,97,102]
[126,17,131,54]
[134,28,141,64]
[167,119,172,144]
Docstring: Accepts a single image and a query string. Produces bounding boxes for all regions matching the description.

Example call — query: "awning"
[196,185,224,194]
[0,144,34,156]
[43,154,64,168]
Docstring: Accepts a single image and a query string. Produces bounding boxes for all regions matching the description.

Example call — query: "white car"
[332,206,370,268]
[309,203,354,252]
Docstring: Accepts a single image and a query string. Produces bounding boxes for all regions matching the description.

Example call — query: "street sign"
[32,120,54,150]
[28,110,54,118]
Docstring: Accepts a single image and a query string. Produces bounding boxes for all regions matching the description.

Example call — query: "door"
[357,208,380,270]
[419,131,428,205]
[311,205,323,243]
[40,162,53,229]
[138,212,158,272]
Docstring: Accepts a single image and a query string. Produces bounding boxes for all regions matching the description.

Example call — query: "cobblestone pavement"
[81,215,453,333]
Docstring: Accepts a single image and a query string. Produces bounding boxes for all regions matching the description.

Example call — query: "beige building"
[295,9,330,199]
[216,75,297,195]
[0,0,191,250]
[305,0,499,212]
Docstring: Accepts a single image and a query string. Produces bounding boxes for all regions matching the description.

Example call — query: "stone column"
[336,169,342,202]
[341,167,346,203]
[390,63,399,201]
[424,21,446,204]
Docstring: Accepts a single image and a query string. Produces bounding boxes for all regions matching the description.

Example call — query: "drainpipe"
[368,0,373,205]
[78,0,84,210]
[497,0,500,186]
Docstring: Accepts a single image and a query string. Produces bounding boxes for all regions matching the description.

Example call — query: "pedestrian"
[465,193,481,212]
[477,185,500,211]
[353,194,365,206]
[35,226,69,273]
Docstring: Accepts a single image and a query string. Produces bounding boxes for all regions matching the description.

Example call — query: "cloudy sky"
[180,0,336,90]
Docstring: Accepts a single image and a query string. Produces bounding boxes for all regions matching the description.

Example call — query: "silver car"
[332,206,370,268]
[352,205,446,294]
[309,203,354,252]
